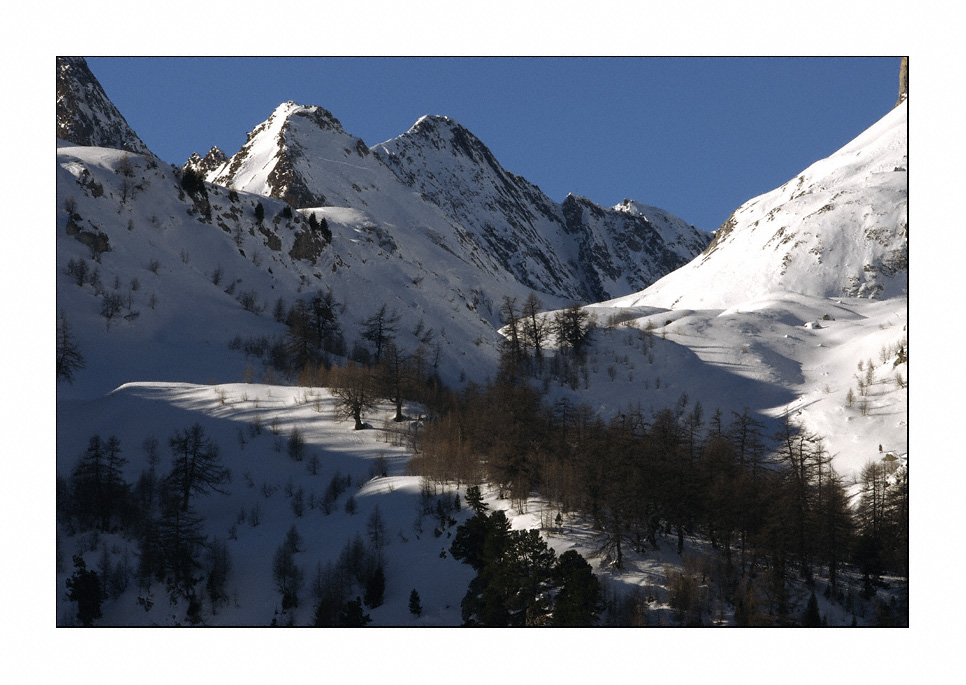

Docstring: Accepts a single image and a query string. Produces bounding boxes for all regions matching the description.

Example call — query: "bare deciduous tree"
[330,362,379,430]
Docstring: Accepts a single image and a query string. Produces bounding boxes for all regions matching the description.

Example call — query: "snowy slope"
[626,101,907,310]
[56,140,536,399]
[570,101,909,480]
[576,293,907,480]
[56,383,476,626]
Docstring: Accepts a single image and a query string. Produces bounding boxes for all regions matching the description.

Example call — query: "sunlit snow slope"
[584,102,908,479]
[625,101,907,310]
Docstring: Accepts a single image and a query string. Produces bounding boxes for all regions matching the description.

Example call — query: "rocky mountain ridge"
[56,57,152,156]
[201,103,711,303]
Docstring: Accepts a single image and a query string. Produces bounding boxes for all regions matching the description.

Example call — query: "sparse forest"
[57,286,908,626]
[408,347,908,626]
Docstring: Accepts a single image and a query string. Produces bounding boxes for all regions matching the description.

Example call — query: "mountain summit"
[56,57,152,156]
[202,102,711,303]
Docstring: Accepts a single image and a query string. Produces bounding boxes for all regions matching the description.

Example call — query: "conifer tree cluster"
[450,510,603,626]
[59,425,230,624]
[310,534,385,627]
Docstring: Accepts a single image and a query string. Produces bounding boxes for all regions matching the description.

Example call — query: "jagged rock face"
[375,115,711,302]
[56,57,152,155]
[562,196,710,301]
[184,147,228,177]
[205,103,710,303]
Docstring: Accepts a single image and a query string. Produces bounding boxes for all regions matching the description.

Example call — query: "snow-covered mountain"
[56,56,152,156]
[54,58,908,629]
[620,100,908,309]
[585,100,908,477]
[203,103,710,303]
[54,60,710,400]
[373,115,710,301]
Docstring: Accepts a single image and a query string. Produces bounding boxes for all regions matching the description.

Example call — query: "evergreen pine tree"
[166,424,227,512]
[66,554,103,626]
[156,483,207,602]
[272,541,305,610]
[551,550,604,626]
[70,434,130,531]
[363,562,386,608]
[283,524,304,555]
[803,591,822,627]
[409,588,423,617]
[339,597,372,627]
[205,537,232,610]
[57,311,86,384]
[464,485,488,514]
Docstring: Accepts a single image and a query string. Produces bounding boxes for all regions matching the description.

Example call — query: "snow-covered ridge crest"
[199,98,710,303]
[630,100,907,310]
[374,114,712,302]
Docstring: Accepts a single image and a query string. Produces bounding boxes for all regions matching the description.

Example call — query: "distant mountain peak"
[57,57,153,156]
[397,114,498,167]
[277,101,348,136]
[184,146,228,176]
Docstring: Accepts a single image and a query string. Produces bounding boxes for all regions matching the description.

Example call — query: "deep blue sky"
[86,56,901,232]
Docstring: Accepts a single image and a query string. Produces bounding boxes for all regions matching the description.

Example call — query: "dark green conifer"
[803,591,822,627]
[66,555,103,626]
[339,597,372,627]
[409,589,423,617]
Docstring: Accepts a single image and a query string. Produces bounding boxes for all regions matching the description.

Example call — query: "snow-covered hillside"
[56,382,477,626]
[56,139,541,399]
[576,101,908,480]
[632,101,908,309]
[54,57,908,629]
[572,292,907,480]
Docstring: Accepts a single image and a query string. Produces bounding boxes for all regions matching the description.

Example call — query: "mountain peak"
[56,56,152,156]
[395,115,494,163]
[274,101,347,135]
[409,114,462,133]
[184,146,228,176]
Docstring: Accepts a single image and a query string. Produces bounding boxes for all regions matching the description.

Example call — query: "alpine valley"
[55,56,908,628]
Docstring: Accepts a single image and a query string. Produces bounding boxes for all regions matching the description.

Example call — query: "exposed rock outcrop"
[56,57,152,155]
